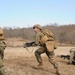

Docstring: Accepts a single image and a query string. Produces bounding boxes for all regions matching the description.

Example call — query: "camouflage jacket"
[35,31,44,45]
[0,41,6,50]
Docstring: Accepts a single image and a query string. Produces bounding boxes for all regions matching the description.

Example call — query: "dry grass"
[3,46,75,75]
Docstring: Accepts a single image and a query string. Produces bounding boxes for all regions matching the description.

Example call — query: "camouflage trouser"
[0,42,8,75]
[35,41,58,69]
[0,60,8,75]
[0,41,6,60]
[0,66,8,75]
[0,48,4,60]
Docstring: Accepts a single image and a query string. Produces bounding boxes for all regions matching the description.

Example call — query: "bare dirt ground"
[3,46,75,75]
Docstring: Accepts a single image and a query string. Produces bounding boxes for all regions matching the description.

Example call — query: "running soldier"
[33,24,60,75]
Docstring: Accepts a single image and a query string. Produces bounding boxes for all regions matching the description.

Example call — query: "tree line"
[3,24,75,44]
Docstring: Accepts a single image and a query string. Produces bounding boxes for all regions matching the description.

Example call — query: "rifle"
[23,41,35,53]
[23,41,35,48]
[57,55,70,60]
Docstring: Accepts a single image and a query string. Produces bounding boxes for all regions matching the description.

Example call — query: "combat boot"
[56,68,60,75]
[35,63,43,69]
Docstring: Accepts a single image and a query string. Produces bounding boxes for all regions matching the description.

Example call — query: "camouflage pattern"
[0,27,8,75]
[0,40,7,75]
[70,48,75,64]
[0,66,8,75]
[35,31,44,45]
[35,46,58,68]
[0,41,6,60]
[34,28,60,75]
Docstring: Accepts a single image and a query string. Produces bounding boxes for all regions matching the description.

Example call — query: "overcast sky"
[0,0,75,28]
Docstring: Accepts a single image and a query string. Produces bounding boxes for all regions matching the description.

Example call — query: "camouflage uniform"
[33,24,60,75]
[69,49,75,64]
[0,41,6,60]
[0,40,8,75]
[0,28,8,75]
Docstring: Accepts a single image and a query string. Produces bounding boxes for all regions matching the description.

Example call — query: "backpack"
[40,29,54,45]
[40,29,57,49]
[41,29,54,38]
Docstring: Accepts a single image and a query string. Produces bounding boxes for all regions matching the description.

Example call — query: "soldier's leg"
[1,50,4,60]
[0,59,8,75]
[34,47,45,66]
[46,52,60,75]
[46,52,58,68]
[45,41,58,68]
[0,49,9,75]
[45,41,60,75]
[0,66,8,75]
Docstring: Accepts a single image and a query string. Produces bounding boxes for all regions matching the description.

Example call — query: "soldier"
[0,27,7,75]
[69,48,75,64]
[33,24,60,75]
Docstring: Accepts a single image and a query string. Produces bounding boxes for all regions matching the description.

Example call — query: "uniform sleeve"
[35,32,44,45]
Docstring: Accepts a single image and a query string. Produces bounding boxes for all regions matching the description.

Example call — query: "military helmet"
[0,27,5,40]
[33,24,42,30]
